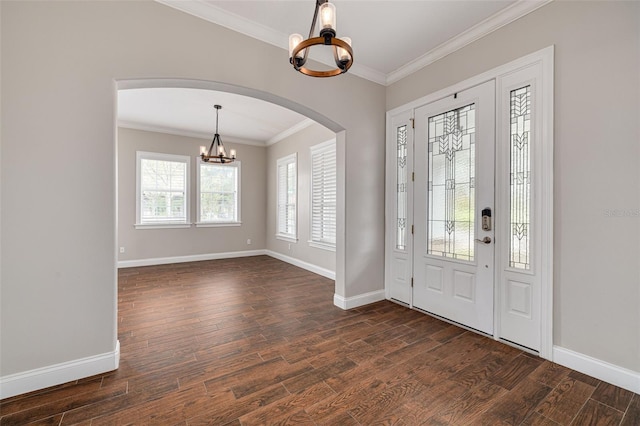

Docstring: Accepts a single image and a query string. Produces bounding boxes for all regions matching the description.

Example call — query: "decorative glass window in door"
[509,86,531,269]
[427,104,475,261]
[396,125,408,250]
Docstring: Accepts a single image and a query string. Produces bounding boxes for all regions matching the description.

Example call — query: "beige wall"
[1,1,385,377]
[117,128,266,261]
[266,123,336,272]
[387,1,640,372]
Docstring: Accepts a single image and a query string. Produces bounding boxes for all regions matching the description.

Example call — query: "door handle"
[475,237,492,244]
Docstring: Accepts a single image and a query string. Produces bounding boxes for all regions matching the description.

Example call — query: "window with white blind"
[276,153,297,241]
[310,139,336,250]
[136,151,190,229]
[197,161,241,226]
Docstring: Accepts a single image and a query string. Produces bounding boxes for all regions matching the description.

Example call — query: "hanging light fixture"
[200,105,236,164]
[289,0,353,77]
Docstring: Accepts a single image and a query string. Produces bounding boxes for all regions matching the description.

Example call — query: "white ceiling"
[156,0,550,85]
[119,1,550,145]
[118,88,310,145]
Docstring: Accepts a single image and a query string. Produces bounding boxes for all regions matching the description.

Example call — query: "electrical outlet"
[119,247,125,253]
[247,238,252,245]
[288,243,291,250]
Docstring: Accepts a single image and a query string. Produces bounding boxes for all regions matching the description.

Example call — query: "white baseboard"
[264,250,335,280]
[118,249,267,268]
[553,346,640,394]
[0,341,120,400]
[334,290,386,310]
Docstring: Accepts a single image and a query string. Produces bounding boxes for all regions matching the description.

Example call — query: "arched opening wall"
[0,0,386,394]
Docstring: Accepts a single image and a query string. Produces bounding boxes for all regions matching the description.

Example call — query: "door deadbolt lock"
[481,208,492,231]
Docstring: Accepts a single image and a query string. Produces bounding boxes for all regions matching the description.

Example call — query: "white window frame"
[135,151,191,229]
[196,159,242,227]
[276,153,298,242]
[309,139,337,251]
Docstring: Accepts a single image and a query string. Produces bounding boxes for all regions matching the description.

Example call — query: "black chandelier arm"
[291,36,353,77]
[206,133,221,157]
[295,0,321,68]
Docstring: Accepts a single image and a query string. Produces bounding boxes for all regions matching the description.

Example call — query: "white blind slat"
[277,154,297,236]
[310,141,337,246]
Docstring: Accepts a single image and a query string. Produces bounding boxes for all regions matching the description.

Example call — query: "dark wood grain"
[591,381,635,412]
[529,361,571,388]
[571,399,624,426]
[488,353,544,390]
[621,394,640,426]
[479,378,552,425]
[535,377,596,424]
[1,256,637,425]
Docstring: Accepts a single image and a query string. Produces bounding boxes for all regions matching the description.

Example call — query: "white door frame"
[385,46,554,360]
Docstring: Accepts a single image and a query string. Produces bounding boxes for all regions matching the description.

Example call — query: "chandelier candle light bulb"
[319,2,336,33]
[337,37,352,62]
[288,33,304,59]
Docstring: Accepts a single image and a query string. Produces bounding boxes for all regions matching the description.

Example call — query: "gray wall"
[266,123,337,272]
[386,1,640,372]
[117,127,266,261]
[1,1,385,377]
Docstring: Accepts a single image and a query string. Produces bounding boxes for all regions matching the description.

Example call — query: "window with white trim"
[197,160,241,226]
[310,140,336,250]
[276,153,297,240]
[136,151,190,228]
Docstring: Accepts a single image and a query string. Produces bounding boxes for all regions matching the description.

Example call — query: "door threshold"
[412,306,493,339]
[499,338,539,357]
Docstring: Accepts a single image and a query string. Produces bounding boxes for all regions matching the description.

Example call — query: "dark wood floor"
[1,256,638,425]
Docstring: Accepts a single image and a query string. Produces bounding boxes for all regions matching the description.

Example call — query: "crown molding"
[266,118,315,146]
[156,0,552,86]
[386,0,553,85]
[348,63,387,86]
[155,0,286,48]
[118,120,267,147]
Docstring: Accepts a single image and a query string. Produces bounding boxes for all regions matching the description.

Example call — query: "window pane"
[139,156,187,224]
[199,163,238,222]
[427,104,475,261]
[509,86,531,269]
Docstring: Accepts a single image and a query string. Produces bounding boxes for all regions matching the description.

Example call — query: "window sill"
[276,234,298,243]
[195,222,242,228]
[308,241,336,252]
[134,223,191,230]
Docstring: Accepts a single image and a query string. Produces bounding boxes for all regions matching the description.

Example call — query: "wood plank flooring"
[1,255,638,425]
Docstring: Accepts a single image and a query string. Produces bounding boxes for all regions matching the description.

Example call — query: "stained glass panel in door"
[396,125,408,250]
[427,104,475,261]
[509,86,531,269]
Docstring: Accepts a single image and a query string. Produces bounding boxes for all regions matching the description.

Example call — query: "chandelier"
[200,105,236,164]
[288,0,353,77]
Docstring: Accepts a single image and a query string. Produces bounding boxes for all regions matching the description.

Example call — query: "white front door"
[385,48,553,357]
[413,81,496,334]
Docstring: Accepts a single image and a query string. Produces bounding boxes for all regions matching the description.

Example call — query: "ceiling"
[119,1,550,145]
[156,0,550,85]
[118,88,311,145]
